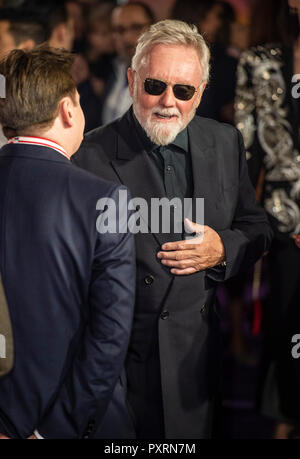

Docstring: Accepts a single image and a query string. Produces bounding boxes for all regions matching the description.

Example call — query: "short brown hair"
[0,8,46,45]
[9,21,46,46]
[0,45,76,134]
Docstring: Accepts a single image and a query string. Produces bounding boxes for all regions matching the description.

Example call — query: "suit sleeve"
[208,129,273,282]
[36,185,136,438]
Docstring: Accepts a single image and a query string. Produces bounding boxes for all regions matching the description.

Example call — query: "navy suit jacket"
[0,142,136,439]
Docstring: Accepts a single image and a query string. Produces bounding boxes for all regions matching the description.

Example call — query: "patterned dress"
[235,43,300,421]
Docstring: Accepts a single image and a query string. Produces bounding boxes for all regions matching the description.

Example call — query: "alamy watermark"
[291,334,300,359]
[0,74,5,99]
[292,74,300,99]
[0,334,6,359]
[96,189,204,237]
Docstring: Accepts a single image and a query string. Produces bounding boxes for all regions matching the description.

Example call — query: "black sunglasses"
[144,78,197,101]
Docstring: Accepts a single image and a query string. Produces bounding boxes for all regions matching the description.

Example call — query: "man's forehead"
[147,43,200,63]
[139,44,202,81]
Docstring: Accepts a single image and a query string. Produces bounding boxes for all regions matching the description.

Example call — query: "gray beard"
[133,103,196,146]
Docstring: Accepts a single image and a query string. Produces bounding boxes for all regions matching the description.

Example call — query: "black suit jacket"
[0,142,136,439]
[73,108,273,438]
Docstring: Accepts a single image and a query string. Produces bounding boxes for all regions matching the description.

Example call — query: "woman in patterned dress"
[235,0,300,439]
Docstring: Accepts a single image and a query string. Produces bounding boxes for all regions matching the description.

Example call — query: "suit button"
[160,310,169,320]
[144,275,154,285]
[200,304,206,313]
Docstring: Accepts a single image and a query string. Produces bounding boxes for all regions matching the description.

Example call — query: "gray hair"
[131,19,210,82]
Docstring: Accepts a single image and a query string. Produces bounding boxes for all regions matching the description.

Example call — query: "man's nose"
[159,85,176,107]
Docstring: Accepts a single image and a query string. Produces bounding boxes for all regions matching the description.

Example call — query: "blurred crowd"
[0,0,249,132]
[0,0,299,439]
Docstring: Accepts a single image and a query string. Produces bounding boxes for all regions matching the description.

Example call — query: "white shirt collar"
[8,136,70,160]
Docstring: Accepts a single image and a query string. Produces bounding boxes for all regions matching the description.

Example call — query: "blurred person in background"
[22,0,75,51]
[101,1,154,125]
[172,0,238,123]
[87,3,115,64]
[197,0,228,43]
[227,0,250,56]
[130,0,175,21]
[71,2,117,132]
[0,7,45,60]
[66,0,86,53]
[86,2,115,93]
[235,0,300,439]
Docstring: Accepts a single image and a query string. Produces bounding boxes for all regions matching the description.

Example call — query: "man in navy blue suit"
[0,46,136,439]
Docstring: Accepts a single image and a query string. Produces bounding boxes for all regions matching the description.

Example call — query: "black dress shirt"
[133,112,194,201]
[132,112,227,272]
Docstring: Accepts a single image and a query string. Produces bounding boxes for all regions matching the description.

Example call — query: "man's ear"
[59,97,74,128]
[199,81,207,98]
[51,23,70,49]
[18,39,36,51]
[3,127,17,140]
[127,68,134,98]
[195,81,207,108]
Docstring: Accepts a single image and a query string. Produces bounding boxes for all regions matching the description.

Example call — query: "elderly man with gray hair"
[74,20,272,439]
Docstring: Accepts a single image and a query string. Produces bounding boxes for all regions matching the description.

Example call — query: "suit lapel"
[188,117,219,226]
[111,132,165,203]
[111,112,171,246]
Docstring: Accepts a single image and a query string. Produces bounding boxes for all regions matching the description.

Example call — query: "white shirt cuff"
[33,429,44,439]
